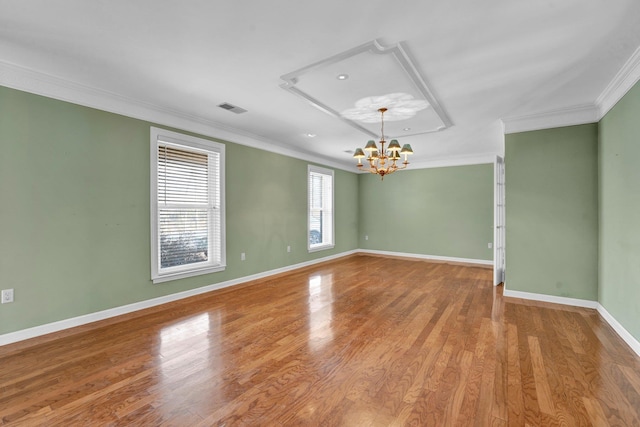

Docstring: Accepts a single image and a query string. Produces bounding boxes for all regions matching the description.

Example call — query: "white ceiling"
[1,0,639,170]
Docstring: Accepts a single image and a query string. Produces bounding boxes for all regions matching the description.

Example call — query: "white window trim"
[150,127,226,284]
[307,164,335,253]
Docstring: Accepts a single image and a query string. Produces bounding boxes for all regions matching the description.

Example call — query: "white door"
[494,156,505,285]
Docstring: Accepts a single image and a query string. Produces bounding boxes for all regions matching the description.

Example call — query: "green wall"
[5,77,638,346]
[505,124,599,300]
[358,164,494,261]
[0,86,358,334]
[599,81,640,341]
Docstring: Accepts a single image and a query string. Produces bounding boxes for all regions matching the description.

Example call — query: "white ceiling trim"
[0,60,354,172]
[501,103,599,134]
[6,46,638,164]
[596,46,640,119]
[353,153,496,173]
[502,46,640,134]
[410,153,496,169]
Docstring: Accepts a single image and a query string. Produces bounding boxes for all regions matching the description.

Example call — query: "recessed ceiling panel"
[280,40,452,139]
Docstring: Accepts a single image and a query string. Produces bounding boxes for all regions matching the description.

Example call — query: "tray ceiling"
[0,0,639,169]
[280,40,451,139]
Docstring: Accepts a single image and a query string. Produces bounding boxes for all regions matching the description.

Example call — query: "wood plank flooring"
[1,255,639,426]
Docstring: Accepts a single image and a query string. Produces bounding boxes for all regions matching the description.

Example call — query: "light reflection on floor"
[160,313,212,350]
[308,274,335,352]
[157,311,230,418]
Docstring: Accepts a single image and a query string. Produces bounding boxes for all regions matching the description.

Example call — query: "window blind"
[157,145,220,269]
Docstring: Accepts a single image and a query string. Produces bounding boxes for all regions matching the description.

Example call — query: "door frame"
[493,155,505,286]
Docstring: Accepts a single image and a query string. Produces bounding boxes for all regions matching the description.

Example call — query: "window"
[308,165,334,252]
[150,127,225,283]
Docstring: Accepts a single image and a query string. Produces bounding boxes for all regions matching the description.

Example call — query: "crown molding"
[0,61,354,172]
[352,152,498,174]
[502,46,640,134]
[501,103,599,134]
[409,153,498,169]
[596,46,640,119]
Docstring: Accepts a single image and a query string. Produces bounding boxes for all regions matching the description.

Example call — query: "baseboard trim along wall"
[0,250,491,347]
[4,253,639,360]
[596,304,640,358]
[504,288,640,358]
[502,289,599,309]
[0,250,357,347]
[358,249,494,268]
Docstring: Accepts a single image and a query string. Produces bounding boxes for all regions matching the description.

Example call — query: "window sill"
[152,264,226,284]
[308,244,335,253]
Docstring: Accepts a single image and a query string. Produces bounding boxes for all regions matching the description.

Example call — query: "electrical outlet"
[1,289,14,304]
[365,235,369,241]
[241,252,246,261]
[287,245,291,253]
[488,243,493,249]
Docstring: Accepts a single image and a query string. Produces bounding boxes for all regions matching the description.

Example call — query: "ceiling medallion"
[341,92,428,123]
[345,93,426,179]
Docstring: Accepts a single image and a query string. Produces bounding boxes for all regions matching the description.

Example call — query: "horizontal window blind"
[158,146,209,205]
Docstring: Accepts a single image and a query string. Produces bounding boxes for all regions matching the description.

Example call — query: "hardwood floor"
[1,255,639,426]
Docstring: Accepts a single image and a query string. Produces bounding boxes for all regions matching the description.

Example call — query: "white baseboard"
[0,250,357,347]
[503,288,640,358]
[5,252,639,361]
[502,289,599,309]
[357,249,493,266]
[597,304,640,358]
[1,249,488,347]
[357,249,494,267]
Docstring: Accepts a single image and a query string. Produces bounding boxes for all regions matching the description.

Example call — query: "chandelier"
[353,108,413,179]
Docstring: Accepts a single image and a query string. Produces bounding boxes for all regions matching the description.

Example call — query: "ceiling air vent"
[218,102,247,114]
